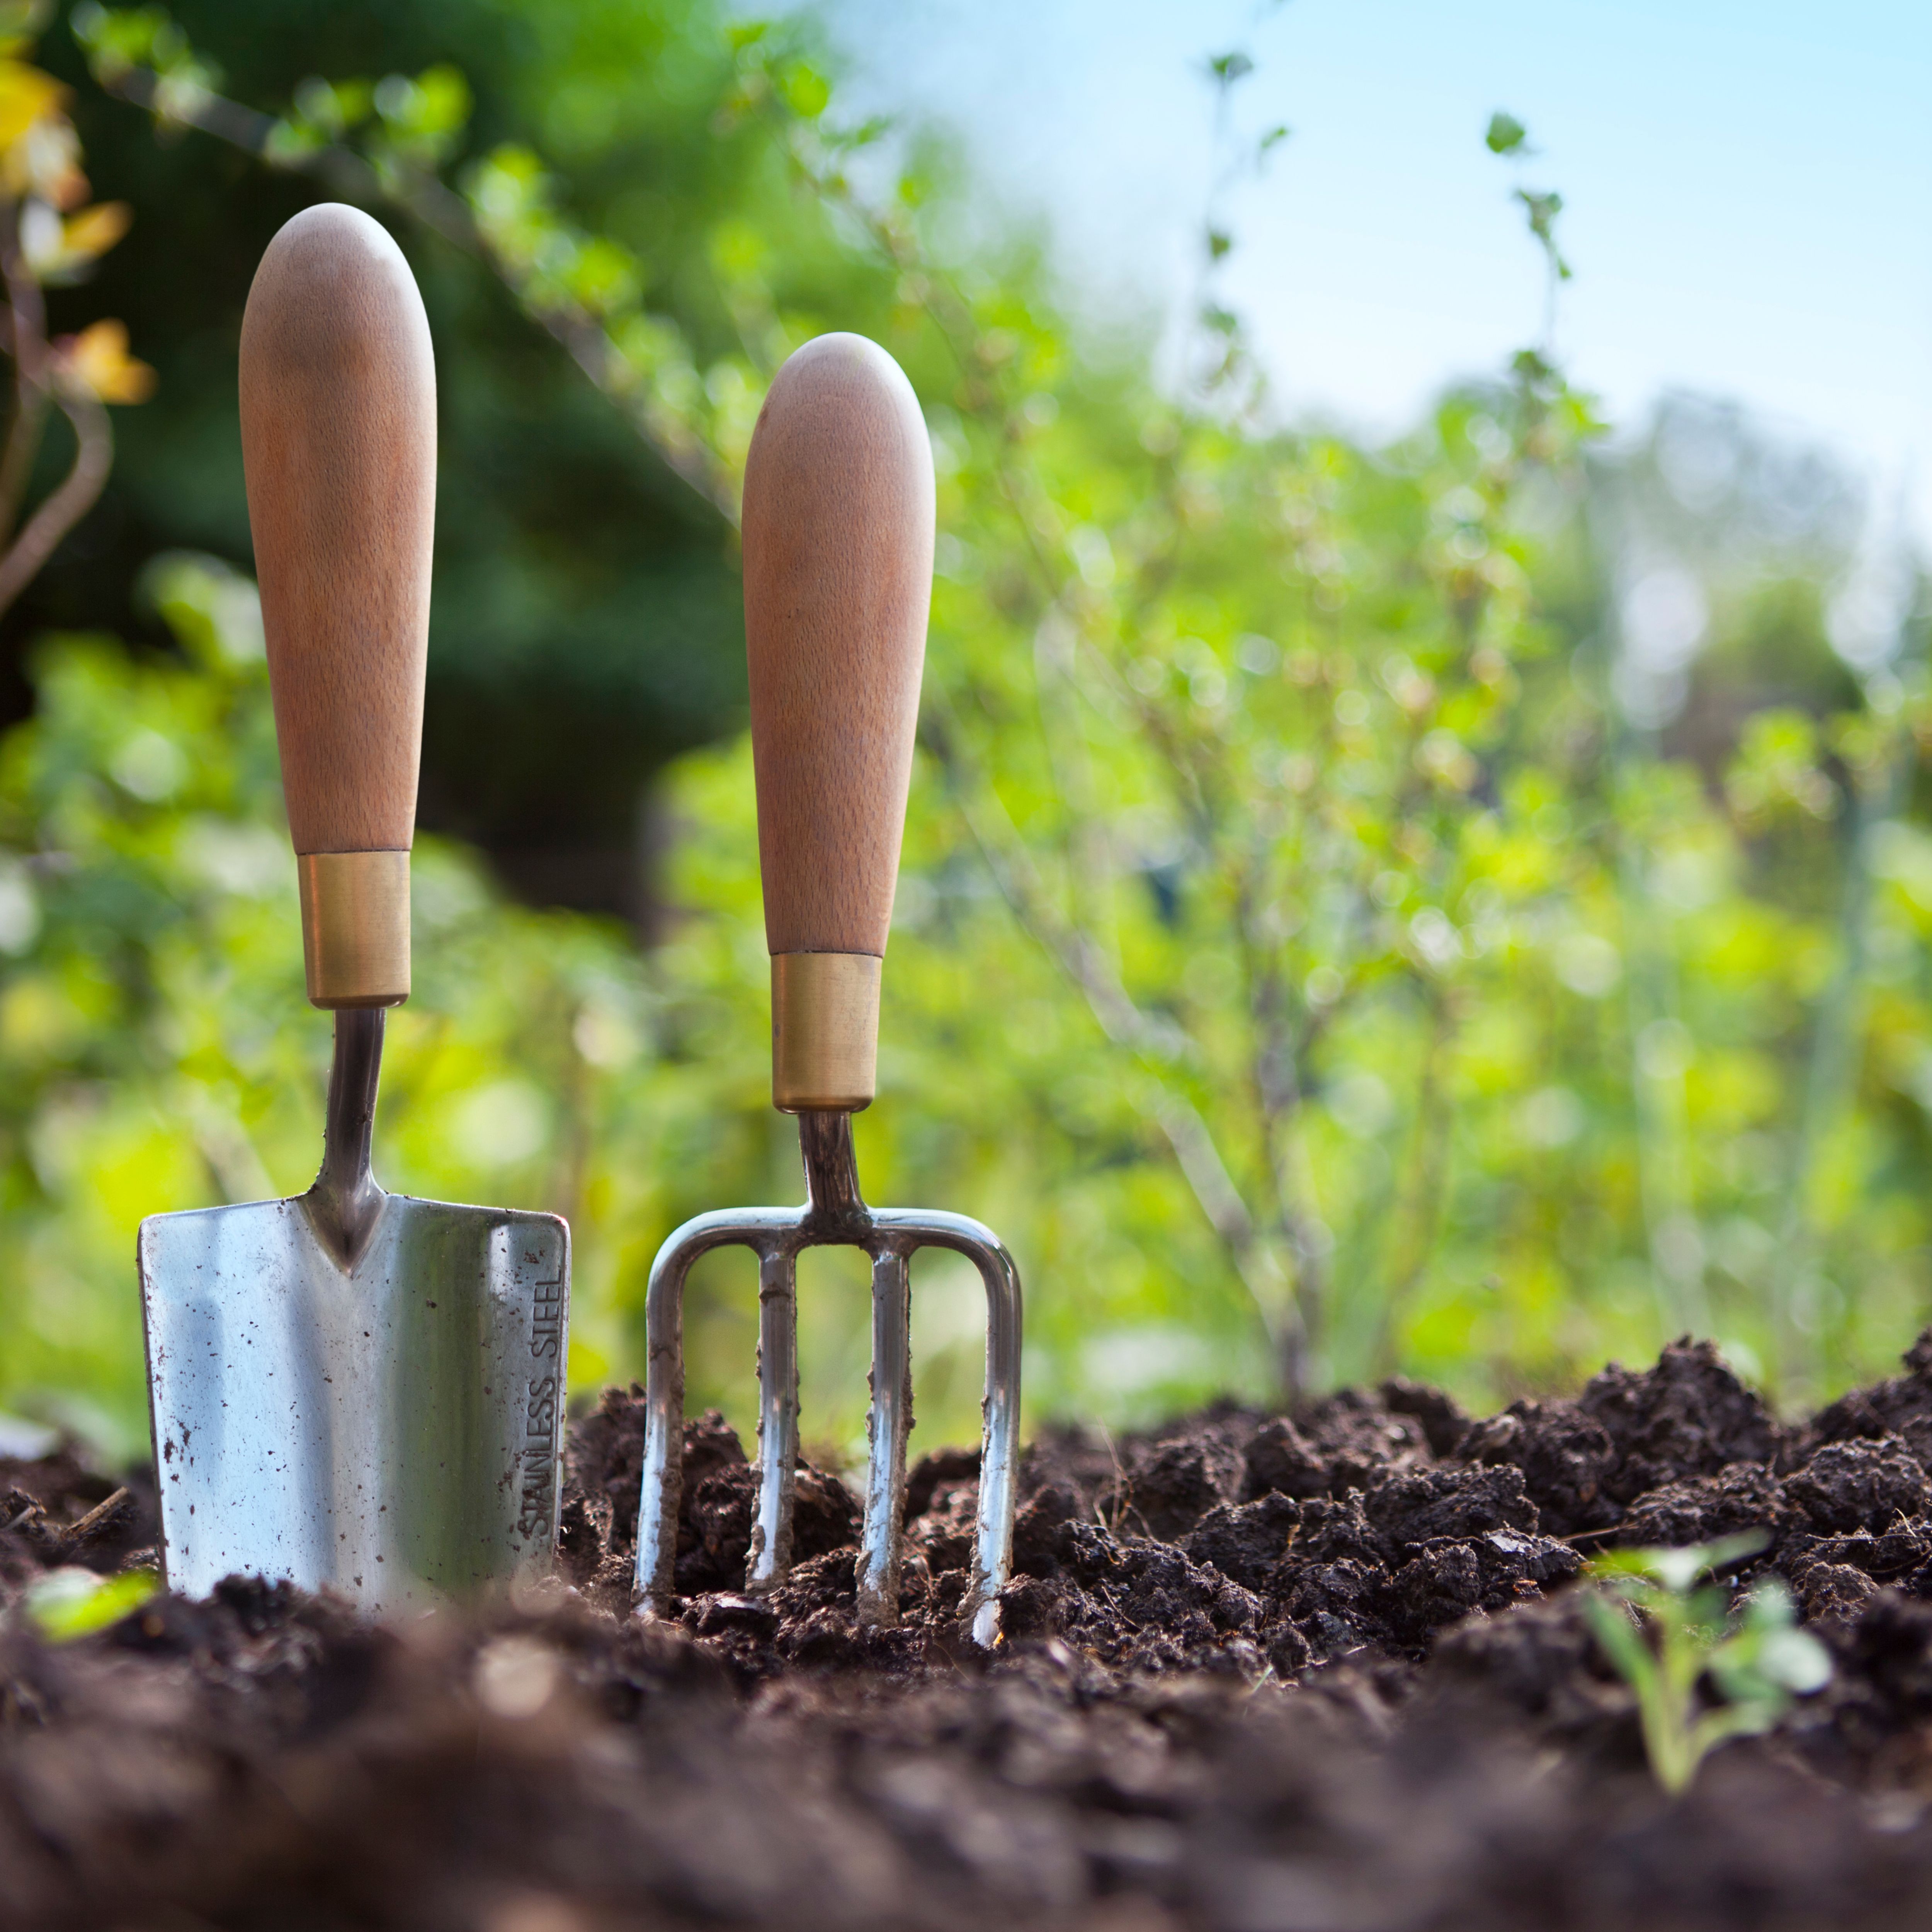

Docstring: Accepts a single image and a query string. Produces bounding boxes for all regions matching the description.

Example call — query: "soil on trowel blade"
[12,1338,1932,1927]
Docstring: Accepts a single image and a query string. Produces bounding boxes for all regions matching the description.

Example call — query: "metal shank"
[633,1112,1021,1645]
[309,1006,386,1269]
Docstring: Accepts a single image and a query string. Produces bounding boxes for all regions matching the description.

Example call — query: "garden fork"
[632,333,1022,1645]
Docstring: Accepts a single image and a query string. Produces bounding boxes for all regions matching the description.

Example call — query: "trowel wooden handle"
[240,204,435,1009]
[743,332,934,1112]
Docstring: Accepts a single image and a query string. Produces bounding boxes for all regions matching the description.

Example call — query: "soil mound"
[8,1335,1932,1927]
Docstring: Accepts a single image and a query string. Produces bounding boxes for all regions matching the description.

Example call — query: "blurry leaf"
[1209,50,1254,85]
[1485,111,1528,156]
[71,4,189,85]
[839,114,891,151]
[16,193,56,268]
[1582,1589,1649,1679]
[372,63,470,162]
[26,196,132,281]
[1753,1622,1833,1694]
[564,235,640,317]
[1586,1532,1769,1593]
[0,0,49,53]
[0,54,61,147]
[262,115,324,164]
[291,74,352,136]
[60,199,130,259]
[408,63,470,136]
[23,1565,158,1641]
[54,318,155,403]
[1514,188,1572,279]
[779,60,829,119]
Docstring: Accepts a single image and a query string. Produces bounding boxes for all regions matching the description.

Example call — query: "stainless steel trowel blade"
[138,1191,569,1614]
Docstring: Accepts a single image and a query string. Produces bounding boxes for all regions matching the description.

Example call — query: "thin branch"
[0,388,111,622]
[927,713,1296,1367]
[1368,988,1458,1378]
[1153,1086,1293,1334]
[0,222,50,541]
[181,1082,276,1206]
[1234,861,1330,1393]
[1770,738,1913,1394]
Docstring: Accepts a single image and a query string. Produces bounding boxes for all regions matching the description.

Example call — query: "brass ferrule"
[297,850,410,1009]
[771,952,881,1112]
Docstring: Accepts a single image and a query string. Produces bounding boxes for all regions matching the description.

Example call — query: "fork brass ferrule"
[297,850,410,1009]
[771,952,880,1112]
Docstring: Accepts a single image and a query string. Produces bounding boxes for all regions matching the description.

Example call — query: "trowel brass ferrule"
[771,952,880,1111]
[632,1110,1022,1646]
[298,850,410,1009]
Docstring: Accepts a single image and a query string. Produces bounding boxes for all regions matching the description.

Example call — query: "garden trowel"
[138,204,570,1615]
[632,333,1022,1645]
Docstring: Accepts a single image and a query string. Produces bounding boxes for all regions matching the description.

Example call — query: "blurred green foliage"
[0,3,1928,1472]
[28,0,804,878]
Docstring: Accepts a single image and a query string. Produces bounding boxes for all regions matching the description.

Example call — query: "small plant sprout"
[1584,1533,1832,1794]
[20,1565,159,1643]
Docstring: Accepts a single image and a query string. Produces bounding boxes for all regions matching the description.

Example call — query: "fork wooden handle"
[240,203,435,1009]
[742,332,934,1111]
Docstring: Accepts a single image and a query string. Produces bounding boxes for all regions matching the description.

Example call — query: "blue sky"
[818,0,1932,536]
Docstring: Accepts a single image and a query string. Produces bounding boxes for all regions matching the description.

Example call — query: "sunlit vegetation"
[0,1,1922,1465]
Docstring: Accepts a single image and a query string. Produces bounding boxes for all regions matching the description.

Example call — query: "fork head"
[631,1111,1021,1645]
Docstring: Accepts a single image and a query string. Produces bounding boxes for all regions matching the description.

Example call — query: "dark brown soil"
[12,1335,1932,1927]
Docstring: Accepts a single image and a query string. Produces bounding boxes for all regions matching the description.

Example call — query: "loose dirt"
[11,1335,1932,1928]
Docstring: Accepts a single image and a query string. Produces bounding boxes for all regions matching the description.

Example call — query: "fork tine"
[634,1231,692,1609]
[871,1211,1023,1645]
[967,1233,1023,1646]
[749,1245,801,1592]
[857,1245,913,1624]
[635,1209,795,1613]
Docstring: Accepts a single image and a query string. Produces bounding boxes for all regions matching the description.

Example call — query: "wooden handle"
[240,204,435,1007]
[742,332,934,1110]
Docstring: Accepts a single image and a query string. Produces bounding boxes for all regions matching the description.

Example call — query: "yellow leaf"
[56,320,156,406]
[0,78,82,209]
[61,202,131,261]
[0,60,63,150]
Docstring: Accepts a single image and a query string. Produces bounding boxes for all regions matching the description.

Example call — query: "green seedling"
[20,1565,159,1643]
[1584,1533,1832,1793]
